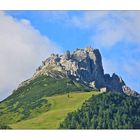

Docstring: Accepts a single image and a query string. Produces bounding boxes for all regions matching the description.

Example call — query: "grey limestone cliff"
[32,47,127,94]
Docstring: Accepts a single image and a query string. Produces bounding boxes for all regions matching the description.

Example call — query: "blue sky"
[6,11,91,52]
[0,11,140,100]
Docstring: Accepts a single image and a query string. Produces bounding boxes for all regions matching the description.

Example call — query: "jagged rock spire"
[32,47,127,93]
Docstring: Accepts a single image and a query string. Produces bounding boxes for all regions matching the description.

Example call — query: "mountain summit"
[25,47,137,96]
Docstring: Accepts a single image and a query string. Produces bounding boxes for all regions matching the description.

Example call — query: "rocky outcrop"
[31,47,130,94]
[104,73,125,93]
[122,85,140,97]
[33,47,105,87]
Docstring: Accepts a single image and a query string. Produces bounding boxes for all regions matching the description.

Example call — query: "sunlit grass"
[11,91,99,129]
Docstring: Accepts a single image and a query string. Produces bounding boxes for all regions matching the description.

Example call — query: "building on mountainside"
[100,87,108,93]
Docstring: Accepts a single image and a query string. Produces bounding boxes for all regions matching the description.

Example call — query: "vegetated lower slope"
[60,92,140,129]
[10,92,99,129]
[0,75,90,126]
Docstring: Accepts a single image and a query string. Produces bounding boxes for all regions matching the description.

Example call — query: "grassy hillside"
[10,91,99,129]
[60,92,140,129]
[0,75,90,125]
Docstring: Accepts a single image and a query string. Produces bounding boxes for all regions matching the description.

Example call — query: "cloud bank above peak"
[0,11,60,101]
[71,11,140,48]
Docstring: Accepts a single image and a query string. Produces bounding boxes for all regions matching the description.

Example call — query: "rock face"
[32,47,128,94]
[122,85,139,97]
[104,73,125,93]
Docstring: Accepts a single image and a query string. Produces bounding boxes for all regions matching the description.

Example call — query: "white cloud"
[20,19,31,25]
[71,11,140,48]
[0,11,60,101]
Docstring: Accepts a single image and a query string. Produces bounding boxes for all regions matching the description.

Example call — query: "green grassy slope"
[10,91,99,129]
[0,75,90,125]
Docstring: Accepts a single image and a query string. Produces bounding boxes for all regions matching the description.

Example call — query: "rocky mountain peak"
[34,47,105,86]
[28,46,138,96]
